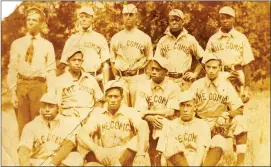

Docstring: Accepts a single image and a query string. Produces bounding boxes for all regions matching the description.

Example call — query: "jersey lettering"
[196,92,227,104]
[84,42,101,54]
[62,85,94,97]
[146,95,168,107]
[101,121,131,132]
[161,43,190,56]
[33,134,64,148]
[176,132,197,143]
[210,43,242,53]
[127,40,144,52]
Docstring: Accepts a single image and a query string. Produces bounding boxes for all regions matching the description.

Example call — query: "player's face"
[219,14,234,32]
[106,88,123,112]
[26,12,42,34]
[179,100,196,122]
[123,13,137,30]
[169,15,183,33]
[40,102,58,121]
[151,61,167,84]
[205,60,221,80]
[68,53,83,73]
[78,13,94,29]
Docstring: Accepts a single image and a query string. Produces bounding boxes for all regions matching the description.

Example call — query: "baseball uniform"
[157,118,211,166]
[189,72,247,151]
[7,31,56,137]
[55,71,103,122]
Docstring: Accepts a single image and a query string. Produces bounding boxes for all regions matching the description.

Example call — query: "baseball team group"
[6,3,255,166]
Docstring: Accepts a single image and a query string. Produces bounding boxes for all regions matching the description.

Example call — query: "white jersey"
[55,71,103,108]
[157,118,211,165]
[205,28,254,66]
[154,28,205,73]
[18,115,79,159]
[60,28,110,73]
[110,27,153,71]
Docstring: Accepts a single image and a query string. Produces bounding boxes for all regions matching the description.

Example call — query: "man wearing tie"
[7,7,56,137]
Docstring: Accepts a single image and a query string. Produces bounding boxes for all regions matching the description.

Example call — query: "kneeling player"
[17,92,83,166]
[156,91,211,166]
[77,80,150,166]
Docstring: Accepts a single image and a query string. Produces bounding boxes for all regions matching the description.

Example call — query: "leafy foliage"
[1,1,270,84]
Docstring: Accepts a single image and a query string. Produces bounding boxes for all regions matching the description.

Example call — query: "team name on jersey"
[101,121,131,132]
[209,43,243,53]
[176,132,197,143]
[116,40,144,52]
[196,92,228,104]
[33,134,64,148]
[161,43,190,56]
[146,95,168,107]
[76,42,101,54]
[62,85,94,97]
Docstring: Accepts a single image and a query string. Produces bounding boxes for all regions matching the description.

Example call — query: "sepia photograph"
[1,1,270,166]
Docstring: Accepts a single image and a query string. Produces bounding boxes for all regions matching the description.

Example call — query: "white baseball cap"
[40,92,58,105]
[122,4,138,14]
[169,9,184,19]
[202,53,221,64]
[78,6,95,15]
[219,6,235,17]
[66,47,83,61]
[152,56,169,71]
[26,7,46,19]
[178,90,195,104]
[104,80,126,93]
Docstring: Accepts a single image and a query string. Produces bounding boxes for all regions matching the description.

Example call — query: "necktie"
[25,36,35,64]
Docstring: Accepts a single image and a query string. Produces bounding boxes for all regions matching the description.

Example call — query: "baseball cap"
[152,56,169,71]
[25,7,46,19]
[40,92,58,105]
[178,90,195,104]
[104,80,126,93]
[122,4,138,14]
[219,6,235,17]
[78,6,95,15]
[202,53,221,64]
[169,9,184,19]
[66,47,83,61]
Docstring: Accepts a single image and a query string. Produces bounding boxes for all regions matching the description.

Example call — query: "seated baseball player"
[55,47,103,123]
[156,90,211,166]
[190,53,248,166]
[17,92,83,166]
[77,80,150,166]
[134,56,180,165]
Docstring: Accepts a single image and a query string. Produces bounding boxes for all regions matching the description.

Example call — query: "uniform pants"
[16,78,47,137]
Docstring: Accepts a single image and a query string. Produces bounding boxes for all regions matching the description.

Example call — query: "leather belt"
[167,72,183,79]
[62,106,91,109]
[88,68,102,76]
[18,73,46,82]
[117,68,145,77]
[224,64,242,72]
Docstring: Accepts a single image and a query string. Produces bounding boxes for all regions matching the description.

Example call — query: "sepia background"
[1,1,270,166]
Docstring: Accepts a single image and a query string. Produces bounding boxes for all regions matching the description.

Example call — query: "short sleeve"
[109,35,117,63]
[100,36,110,63]
[134,86,149,112]
[154,39,164,58]
[197,120,211,148]
[242,35,255,65]
[64,117,81,144]
[226,82,244,110]
[166,82,181,110]
[91,78,104,102]
[145,35,153,61]
[83,111,99,135]
[191,37,205,60]
[18,124,35,150]
[60,35,76,64]
[127,108,145,131]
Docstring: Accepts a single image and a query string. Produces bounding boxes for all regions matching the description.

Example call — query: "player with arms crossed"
[110,4,153,107]
[77,80,150,166]
[134,56,180,165]
[17,92,83,166]
[55,48,103,123]
[156,91,211,166]
[154,9,206,91]
[190,54,248,166]
[205,6,254,103]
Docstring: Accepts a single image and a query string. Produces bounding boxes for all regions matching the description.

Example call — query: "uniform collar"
[65,70,89,82]
[41,114,61,129]
[204,72,224,87]
[102,103,127,116]
[217,27,238,39]
[79,26,93,34]
[124,26,137,33]
[151,78,168,90]
[26,32,41,39]
[164,27,188,40]
[178,116,196,125]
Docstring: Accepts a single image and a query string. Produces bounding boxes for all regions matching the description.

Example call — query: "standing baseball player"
[17,92,83,166]
[55,48,103,123]
[156,91,211,166]
[134,56,180,165]
[190,54,248,166]
[110,4,153,107]
[60,6,110,91]
[154,9,206,91]
[77,80,150,166]
[205,6,255,103]
[7,7,56,137]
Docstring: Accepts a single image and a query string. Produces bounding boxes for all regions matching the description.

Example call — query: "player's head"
[202,54,222,80]
[178,91,196,122]
[151,56,169,84]
[168,9,184,33]
[219,6,235,32]
[77,6,95,30]
[67,48,84,73]
[122,4,138,30]
[104,80,125,112]
[25,7,45,34]
[40,92,59,121]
